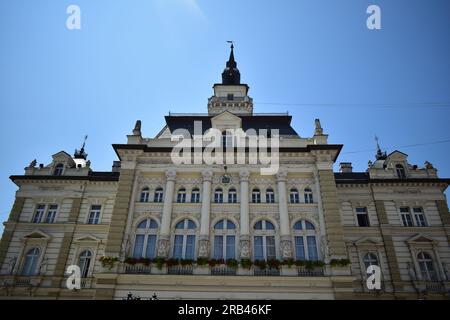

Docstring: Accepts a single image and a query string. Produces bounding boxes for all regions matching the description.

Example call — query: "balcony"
[167,266,193,275]
[124,264,152,274]
[254,267,280,277]
[298,267,325,277]
[210,267,237,276]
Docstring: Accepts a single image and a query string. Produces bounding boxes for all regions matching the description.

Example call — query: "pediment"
[211,111,242,130]
[407,234,437,244]
[386,150,408,162]
[74,235,101,243]
[354,237,382,246]
[52,151,75,167]
[23,229,51,240]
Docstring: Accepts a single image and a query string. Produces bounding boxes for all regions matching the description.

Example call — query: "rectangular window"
[356,207,370,227]
[146,235,157,259]
[266,193,275,203]
[400,207,413,227]
[45,204,58,223]
[226,236,235,260]
[266,236,276,260]
[185,235,195,260]
[227,93,234,101]
[306,236,318,261]
[254,236,264,260]
[295,236,305,260]
[133,235,145,258]
[191,192,200,203]
[173,235,183,259]
[252,193,261,203]
[88,205,101,224]
[214,235,223,259]
[413,207,427,227]
[33,204,46,223]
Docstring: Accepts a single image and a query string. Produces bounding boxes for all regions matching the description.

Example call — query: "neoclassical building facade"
[0,46,449,299]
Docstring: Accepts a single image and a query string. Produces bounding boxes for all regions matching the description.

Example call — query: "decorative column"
[157,169,176,258]
[239,170,251,259]
[198,170,213,258]
[277,170,292,259]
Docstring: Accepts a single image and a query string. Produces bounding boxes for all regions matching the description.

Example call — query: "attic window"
[396,164,406,179]
[227,94,234,101]
[54,163,64,176]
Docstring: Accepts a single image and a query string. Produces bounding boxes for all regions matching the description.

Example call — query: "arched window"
[54,163,64,176]
[228,188,237,203]
[191,188,200,203]
[293,220,318,261]
[213,219,236,260]
[266,188,275,203]
[214,188,223,203]
[290,188,299,204]
[173,219,196,259]
[133,218,158,259]
[253,220,276,260]
[363,253,379,270]
[79,250,93,278]
[154,187,164,203]
[304,188,313,204]
[177,188,186,203]
[396,164,406,179]
[417,252,438,281]
[140,187,150,202]
[252,188,261,203]
[21,247,40,275]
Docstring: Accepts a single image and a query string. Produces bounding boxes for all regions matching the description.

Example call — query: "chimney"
[339,162,353,173]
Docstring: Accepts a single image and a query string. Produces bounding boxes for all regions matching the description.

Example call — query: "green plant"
[282,258,295,268]
[254,260,267,269]
[208,259,225,267]
[166,258,179,267]
[153,257,166,270]
[226,259,238,268]
[138,258,151,266]
[294,259,306,267]
[240,258,252,269]
[329,258,351,267]
[196,257,208,266]
[267,259,281,269]
[124,257,138,265]
[99,256,119,270]
[180,259,193,266]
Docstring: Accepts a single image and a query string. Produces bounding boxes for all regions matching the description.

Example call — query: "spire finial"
[74,134,88,160]
[374,135,387,160]
[222,40,240,85]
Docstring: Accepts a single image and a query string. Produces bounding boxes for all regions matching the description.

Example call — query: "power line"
[255,101,450,108]
[341,138,450,155]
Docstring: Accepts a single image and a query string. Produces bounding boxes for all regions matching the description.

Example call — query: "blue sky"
[1,0,449,236]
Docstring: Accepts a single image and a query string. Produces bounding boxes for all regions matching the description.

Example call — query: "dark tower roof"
[221,43,241,85]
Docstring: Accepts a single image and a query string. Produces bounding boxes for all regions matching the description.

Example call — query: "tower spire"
[375,135,387,160]
[222,41,240,85]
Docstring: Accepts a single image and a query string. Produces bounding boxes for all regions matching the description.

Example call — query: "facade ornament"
[28,159,37,168]
[320,235,330,262]
[39,258,48,275]
[198,239,209,258]
[407,262,416,281]
[314,119,323,135]
[201,170,213,182]
[86,160,91,168]
[133,120,142,136]
[276,170,287,182]
[280,240,292,259]
[443,263,450,281]
[424,161,434,169]
[7,257,17,275]
[156,238,170,258]
[368,160,373,168]
[239,169,250,182]
[165,169,177,181]
[239,239,250,259]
